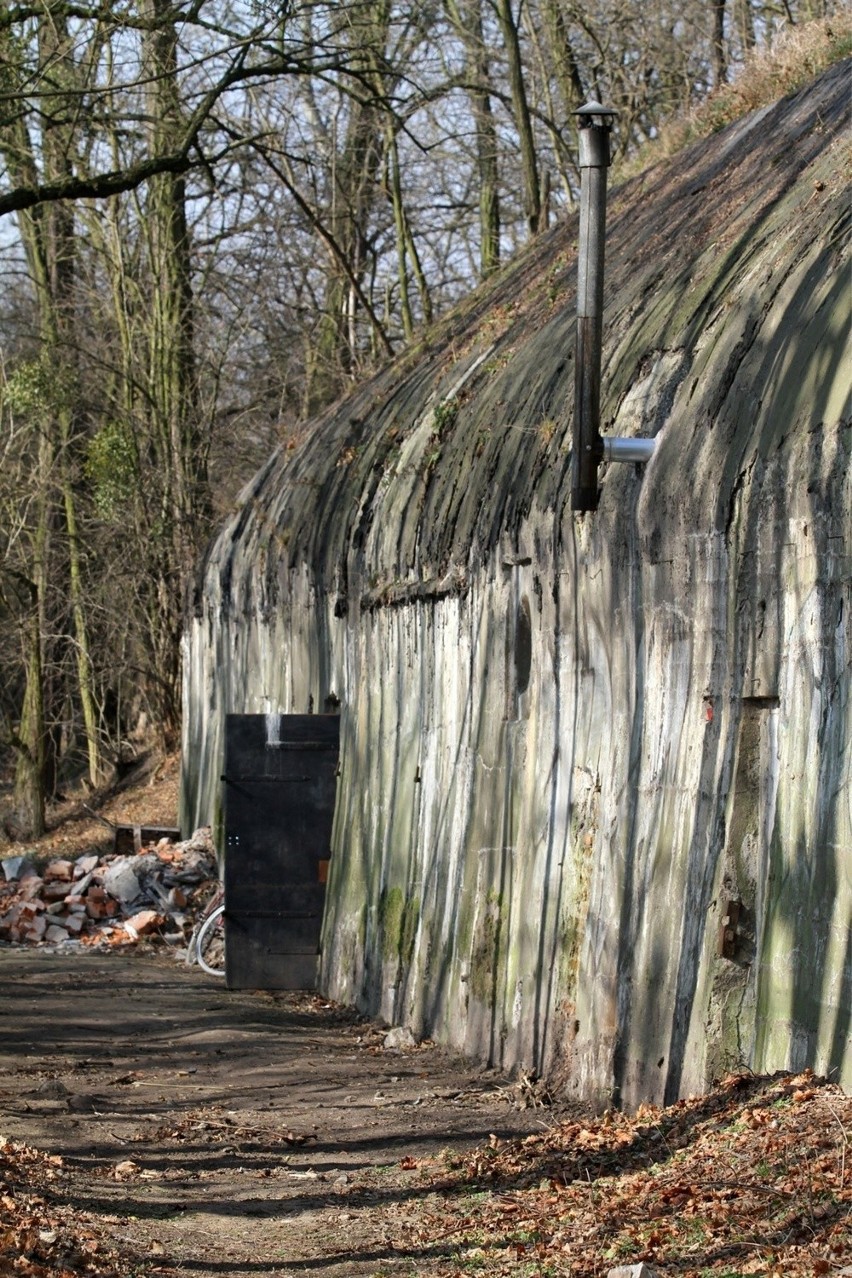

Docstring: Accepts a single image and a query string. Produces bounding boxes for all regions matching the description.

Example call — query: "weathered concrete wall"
[182,63,851,1107]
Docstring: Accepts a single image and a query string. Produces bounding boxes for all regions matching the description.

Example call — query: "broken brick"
[19,876,45,901]
[86,894,118,920]
[43,881,72,902]
[123,909,163,937]
[2,825,215,954]
[43,859,74,882]
[23,915,47,941]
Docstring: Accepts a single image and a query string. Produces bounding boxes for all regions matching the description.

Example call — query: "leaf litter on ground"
[0,1138,132,1277]
[415,1069,850,1277]
[1,1049,849,1276]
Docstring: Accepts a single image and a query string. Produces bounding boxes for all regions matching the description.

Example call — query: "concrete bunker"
[182,61,851,1107]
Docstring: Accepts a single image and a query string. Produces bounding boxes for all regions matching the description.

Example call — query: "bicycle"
[186,882,226,977]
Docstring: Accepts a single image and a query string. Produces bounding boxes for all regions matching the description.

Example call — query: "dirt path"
[0,949,551,1276]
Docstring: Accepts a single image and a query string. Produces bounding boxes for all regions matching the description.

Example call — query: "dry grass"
[618,13,852,181]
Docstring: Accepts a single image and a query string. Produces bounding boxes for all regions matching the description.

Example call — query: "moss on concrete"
[380,886,420,966]
[469,892,503,1004]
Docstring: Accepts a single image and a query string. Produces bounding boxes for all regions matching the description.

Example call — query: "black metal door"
[223,713,340,989]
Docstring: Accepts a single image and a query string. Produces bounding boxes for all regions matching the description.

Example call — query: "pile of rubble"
[0,828,217,951]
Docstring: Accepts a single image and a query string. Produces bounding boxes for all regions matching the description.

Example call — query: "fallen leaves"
[1,1054,848,1278]
[138,1108,316,1151]
[0,1138,128,1276]
[416,1070,852,1278]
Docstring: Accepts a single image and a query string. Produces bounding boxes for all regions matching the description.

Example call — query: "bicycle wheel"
[185,886,224,966]
[195,902,226,977]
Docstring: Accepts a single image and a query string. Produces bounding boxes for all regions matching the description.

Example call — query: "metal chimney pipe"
[572,101,617,513]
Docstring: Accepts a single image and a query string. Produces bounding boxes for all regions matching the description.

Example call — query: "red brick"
[43,881,71,902]
[19,876,44,901]
[124,909,163,937]
[44,859,74,882]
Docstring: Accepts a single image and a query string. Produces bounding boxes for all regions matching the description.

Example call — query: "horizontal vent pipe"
[601,437,657,463]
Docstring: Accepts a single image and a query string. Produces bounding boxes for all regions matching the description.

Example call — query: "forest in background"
[0,0,847,837]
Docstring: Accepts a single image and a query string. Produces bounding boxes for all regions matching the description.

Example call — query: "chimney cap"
[574,100,618,127]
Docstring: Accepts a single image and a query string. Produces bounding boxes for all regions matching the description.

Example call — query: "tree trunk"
[143,0,207,746]
[62,473,105,784]
[735,0,756,53]
[541,0,586,116]
[712,0,728,87]
[387,131,414,340]
[445,0,501,279]
[40,7,106,788]
[494,0,543,235]
[12,449,50,838]
[2,4,106,805]
[303,6,391,412]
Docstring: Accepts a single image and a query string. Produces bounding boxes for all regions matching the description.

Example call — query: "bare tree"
[713,0,729,84]
[0,0,839,788]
